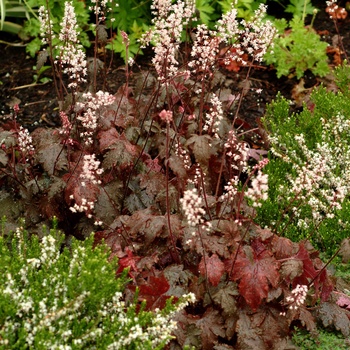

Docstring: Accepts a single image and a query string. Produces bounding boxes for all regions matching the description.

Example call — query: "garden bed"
[1,0,350,349]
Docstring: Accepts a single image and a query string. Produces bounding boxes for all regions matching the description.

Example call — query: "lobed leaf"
[31,128,68,175]
[315,301,350,337]
[195,308,226,350]
[102,133,139,170]
[212,282,239,316]
[186,134,213,165]
[230,240,280,311]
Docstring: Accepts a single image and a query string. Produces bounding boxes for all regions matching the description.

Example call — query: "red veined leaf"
[230,239,280,311]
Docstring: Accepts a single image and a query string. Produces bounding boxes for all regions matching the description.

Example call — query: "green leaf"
[285,0,315,17]
[1,20,22,34]
[26,37,42,57]
[196,0,215,26]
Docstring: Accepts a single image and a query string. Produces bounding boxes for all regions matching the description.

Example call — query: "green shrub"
[256,65,350,254]
[0,219,195,349]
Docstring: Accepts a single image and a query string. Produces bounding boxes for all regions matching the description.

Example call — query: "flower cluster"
[189,4,275,78]
[159,109,173,123]
[180,188,205,227]
[220,177,239,202]
[142,0,195,81]
[76,91,115,144]
[80,154,103,187]
[188,25,221,79]
[60,111,72,143]
[326,0,347,20]
[246,170,269,207]
[38,5,54,46]
[69,154,103,215]
[88,0,113,22]
[237,4,276,63]
[224,130,250,172]
[69,197,96,215]
[285,284,308,312]
[56,1,87,89]
[203,93,223,138]
[175,142,191,170]
[18,126,35,156]
[216,7,239,43]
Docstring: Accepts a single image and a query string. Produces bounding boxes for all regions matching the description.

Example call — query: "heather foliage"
[257,65,350,252]
[1,1,350,349]
[0,219,195,349]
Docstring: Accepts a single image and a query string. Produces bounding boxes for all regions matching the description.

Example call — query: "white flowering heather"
[76,91,115,144]
[56,1,87,89]
[246,170,269,207]
[270,113,350,229]
[106,292,195,349]
[142,0,195,81]
[0,228,195,349]
[180,188,206,227]
[203,93,224,138]
[18,126,34,155]
[40,235,60,266]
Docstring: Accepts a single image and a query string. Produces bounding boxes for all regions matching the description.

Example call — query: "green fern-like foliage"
[265,16,329,79]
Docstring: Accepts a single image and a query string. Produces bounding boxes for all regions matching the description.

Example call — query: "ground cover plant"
[1,0,350,349]
[0,219,195,349]
[256,76,350,251]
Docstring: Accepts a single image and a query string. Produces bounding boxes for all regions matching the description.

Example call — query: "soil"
[0,0,350,129]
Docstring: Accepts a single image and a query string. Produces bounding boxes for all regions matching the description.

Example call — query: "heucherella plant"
[0,219,195,349]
